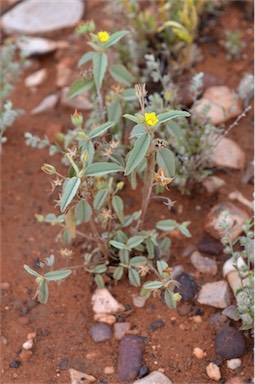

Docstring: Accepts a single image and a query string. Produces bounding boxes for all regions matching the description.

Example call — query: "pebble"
[206,362,221,381]
[2,0,85,35]
[1,336,8,345]
[25,68,47,88]
[193,86,242,125]
[59,357,69,370]
[242,160,254,185]
[149,320,165,332]
[197,234,224,256]
[61,87,92,110]
[215,326,246,360]
[17,316,30,325]
[197,280,231,308]
[193,347,207,359]
[137,366,150,379]
[9,360,21,368]
[17,37,59,56]
[175,273,198,301]
[117,335,143,381]
[0,282,10,290]
[27,332,37,340]
[211,137,246,170]
[192,315,202,323]
[202,176,226,194]
[22,339,33,350]
[132,294,146,308]
[19,350,32,362]
[181,244,197,257]
[89,323,112,343]
[69,368,96,384]
[228,191,254,211]
[132,371,172,384]
[31,94,59,115]
[208,313,228,331]
[104,366,114,374]
[225,378,245,384]
[91,288,125,314]
[177,302,192,316]
[227,358,242,370]
[114,322,131,340]
[94,313,116,325]
[222,305,240,321]
[191,251,218,275]
[171,265,184,280]
[204,202,249,241]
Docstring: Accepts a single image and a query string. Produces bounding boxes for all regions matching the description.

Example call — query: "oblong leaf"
[156,260,169,275]
[130,124,147,138]
[164,289,176,309]
[60,177,81,213]
[128,268,141,287]
[178,224,191,238]
[129,256,147,266]
[156,219,178,231]
[107,101,122,123]
[109,64,134,86]
[93,52,107,92]
[85,162,124,177]
[112,195,124,223]
[110,240,126,250]
[44,269,72,281]
[93,189,107,210]
[78,51,94,67]
[143,281,163,290]
[67,78,94,99]
[157,110,190,123]
[24,264,41,277]
[126,235,145,249]
[113,266,124,281]
[123,114,141,124]
[156,147,175,177]
[38,280,49,304]
[103,30,129,48]
[75,200,92,223]
[95,274,105,288]
[88,121,115,139]
[124,133,150,175]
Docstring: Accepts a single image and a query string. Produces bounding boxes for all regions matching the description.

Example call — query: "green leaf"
[115,230,128,244]
[156,219,178,231]
[93,264,108,274]
[62,229,72,244]
[157,110,190,123]
[93,52,107,92]
[67,78,94,99]
[112,195,124,223]
[125,133,150,175]
[159,237,171,252]
[38,280,49,304]
[122,88,137,101]
[156,260,169,275]
[93,189,107,210]
[44,269,72,281]
[123,114,141,124]
[24,265,41,278]
[119,249,129,264]
[156,147,175,177]
[88,121,115,139]
[113,266,124,281]
[164,290,176,309]
[128,268,141,287]
[78,51,94,67]
[107,101,122,123]
[130,124,147,138]
[110,240,126,250]
[103,30,129,48]
[109,64,134,86]
[178,224,191,238]
[85,162,124,177]
[75,200,92,223]
[126,235,144,249]
[146,238,155,259]
[129,256,147,266]
[143,281,163,290]
[60,177,81,213]
[95,274,105,288]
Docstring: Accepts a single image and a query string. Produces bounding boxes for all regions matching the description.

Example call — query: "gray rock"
[191,251,218,275]
[17,37,59,56]
[89,323,112,343]
[197,234,224,256]
[215,326,246,359]
[176,273,198,301]
[171,265,184,279]
[222,305,241,321]
[61,87,92,110]
[227,358,241,370]
[197,281,231,308]
[25,68,47,87]
[202,176,226,194]
[133,371,172,384]
[208,313,228,331]
[1,0,85,35]
[91,288,125,315]
[211,137,246,170]
[117,335,143,381]
[132,294,146,308]
[114,322,131,340]
[31,94,59,114]
[177,302,192,316]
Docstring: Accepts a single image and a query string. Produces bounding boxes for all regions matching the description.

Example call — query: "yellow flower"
[98,31,110,43]
[144,112,159,127]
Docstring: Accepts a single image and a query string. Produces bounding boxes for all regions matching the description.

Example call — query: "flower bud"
[116,181,124,191]
[41,163,56,175]
[71,109,83,127]
[173,293,182,302]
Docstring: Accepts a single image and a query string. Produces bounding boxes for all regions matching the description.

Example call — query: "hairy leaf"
[156,147,175,177]
[60,177,81,213]
[125,133,150,175]
[86,162,124,177]
[93,52,107,92]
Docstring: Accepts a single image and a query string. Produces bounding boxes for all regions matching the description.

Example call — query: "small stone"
[211,137,246,170]
[192,315,202,323]
[91,288,125,315]
[31,94,59,115]
[197,234,224,256]
[19,350,32,362]
[89,323,112,343]
[1,336,8,345]
[94,313,116,325]
[204,202,249,241]
[17,317,30,325]
[206,362,221,381]
[228,191,253,211]
[61,87,92,110]
[9,360,21,369]
[202,176,226,194]
[171,265,184,280]
[193,347,207,359]
[0,282,10,290]
[59,357,69,370]
[181,244,197,257]
[175,273,198,301]
[149,320,165,332]
[227,359,242,370]
[13,373,18,379]
[222,306,240,321]
[17,37,59,56]
[25,68,47,87]
[22,339,33,350]
[197,281,231,308]
[69,368,96,384]
[132,294,146,308]
[133,371,172,384]
[104,366,114,374]
[191,251,218,275]
[177,302,192,316]
[179,324,186,331]
[208,313,228,331]
[137,366,150,379]
[193,86,242,125]
[117,335,143,381]
[27,300,37,309]
[114,322,131,340]
[215,326,246,360]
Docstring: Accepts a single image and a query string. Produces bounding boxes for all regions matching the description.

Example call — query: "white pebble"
[227,358,241,370]
[206,362,221,381]
[104,366,114,374]
[22,339,33,350]
[193,347,207,359]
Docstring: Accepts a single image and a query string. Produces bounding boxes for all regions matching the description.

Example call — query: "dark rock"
[137,366,150,379]
[197,234,224,256]
[177,302,192,316]
[9,359,21,368]
[149,320,165,332]
[59,357,69,370]
[37,328,51,338]
[208,313,228,331]
[89,323,112,343]
[117,335,143,382]
[19,306,29,315]
[175,273,198,301]
[215,326,246,360]
[192,306,203,316]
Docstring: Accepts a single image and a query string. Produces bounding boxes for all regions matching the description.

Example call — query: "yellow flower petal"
[144,112,159,127]
[97,31,110,43]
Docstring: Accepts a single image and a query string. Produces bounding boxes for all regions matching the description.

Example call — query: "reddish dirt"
[1,1,254,384]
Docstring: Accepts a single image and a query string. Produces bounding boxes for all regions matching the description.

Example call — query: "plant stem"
[89,216,108,259]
